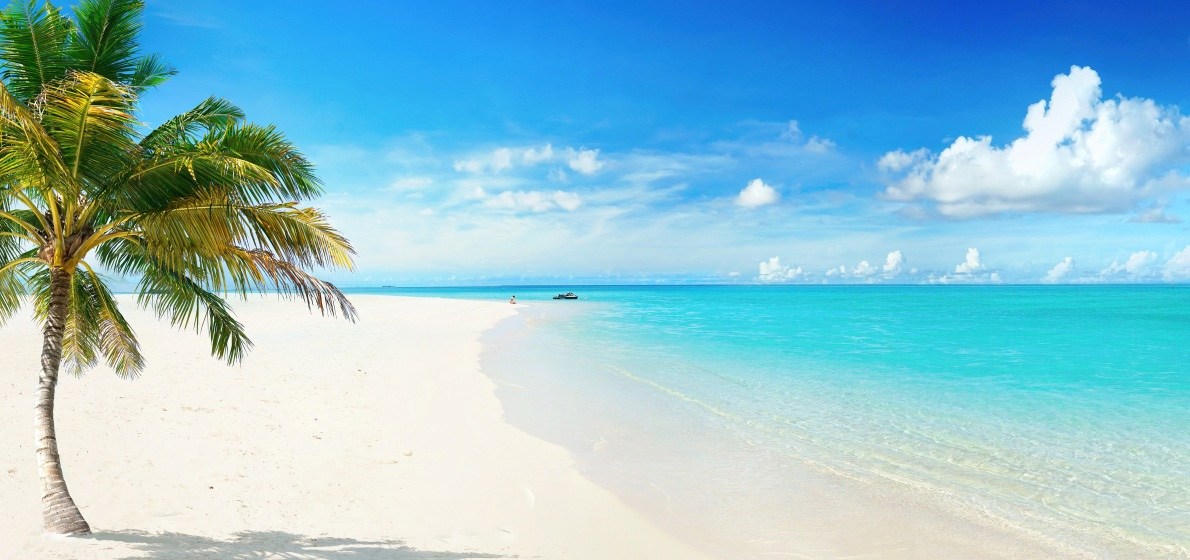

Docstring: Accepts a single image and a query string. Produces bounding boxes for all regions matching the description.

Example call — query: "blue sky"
[134,1,1190,285]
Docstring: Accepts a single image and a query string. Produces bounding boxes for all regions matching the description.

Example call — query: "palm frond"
[140,97,242,150]
[79,262,142,377]
[3,189,52,231]
[109,139,288,214]
[133,195,238,261]
[0,204,36,258]
[67,0,143,83]
[61,269,100,375]
[130,189,354,270]
[223,247,356,321]
[0,0,72,101]
[0,265,26,324]
[138,263,252,365]
[235,203,355,269]
[126,52,174,91]
[27,267,101,376]
[0,247,39,327]
[0,224,19,261]
[201,123,323,202]
[0,80,75,196]
[92,231,139,274]
[97,232,223,292]
[0,144,31,182]
[26,260,48,308]
[40,71,137,187]
[97,236,251,364]
[24,262,142,377]
[0,136,62,204]
[97,114,323,223]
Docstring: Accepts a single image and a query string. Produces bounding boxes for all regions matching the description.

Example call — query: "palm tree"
[0,0,356,535]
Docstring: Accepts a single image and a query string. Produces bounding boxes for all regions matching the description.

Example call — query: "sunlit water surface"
[355,286,1190,558]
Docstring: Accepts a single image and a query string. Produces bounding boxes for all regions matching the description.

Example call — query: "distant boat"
[553,292,579,300]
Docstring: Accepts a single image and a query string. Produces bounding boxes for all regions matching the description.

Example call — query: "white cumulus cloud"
[757,256,803,283]
[567,149,604,175]
[522,144,555,165]
[736,178,780,209]
[930,248,1000,284]
[852,260,877,276]
[881,66,1190,217]
[883,250,905,276]
[1163,246,1190,281]
[878,149,923,173]
[1101,250,1158,278]
[821,257,891,282]
[1043,257,1075,283]
[955,247,983,274]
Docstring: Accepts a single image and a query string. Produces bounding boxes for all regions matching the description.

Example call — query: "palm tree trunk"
[35,267,91,535]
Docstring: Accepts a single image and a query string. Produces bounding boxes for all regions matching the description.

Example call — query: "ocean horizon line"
[341,282,1190,290]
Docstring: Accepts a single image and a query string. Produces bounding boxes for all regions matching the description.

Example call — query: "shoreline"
[478,294,1175,559]
[3,291,1183,559]
[0,295,710,559]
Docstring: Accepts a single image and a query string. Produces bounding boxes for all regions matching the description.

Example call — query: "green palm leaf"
[223,247,356,320]
[0,263,25,323]
[0,223,18,261]
[140,96,243,150]
[0,245,36,326]
[0,79,76,195]
[206,123,324,202]
[60,269,100,374]
[27,264,140,377]
[40,70,137,185]
[67,0,138,77]
[80,263,142,376]
[110,120,316,215]
[0,0,71,101]
[126,52,172,90]
[67,0,173,89]
[130,191,354,270]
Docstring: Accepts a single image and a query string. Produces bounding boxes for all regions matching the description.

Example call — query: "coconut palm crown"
[0,0,355,534]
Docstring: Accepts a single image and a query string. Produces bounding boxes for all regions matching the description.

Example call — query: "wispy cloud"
[306,115,1190,285]
[1129,206,1182,224]
[481,190,582,213]
[1042,257,1075,283]
[151,8,223,30]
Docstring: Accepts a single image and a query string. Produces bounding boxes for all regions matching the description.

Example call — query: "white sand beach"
[0,295,711,560]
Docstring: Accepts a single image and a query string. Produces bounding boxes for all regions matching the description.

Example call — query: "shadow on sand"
[89,529,513,560]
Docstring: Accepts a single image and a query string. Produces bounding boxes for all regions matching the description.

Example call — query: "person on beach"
[510,296,517,304]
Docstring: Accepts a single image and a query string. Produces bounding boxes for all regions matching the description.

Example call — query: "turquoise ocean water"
[354,285,1189,557]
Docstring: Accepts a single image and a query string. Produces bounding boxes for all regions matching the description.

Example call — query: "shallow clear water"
[355,285,1190,557]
